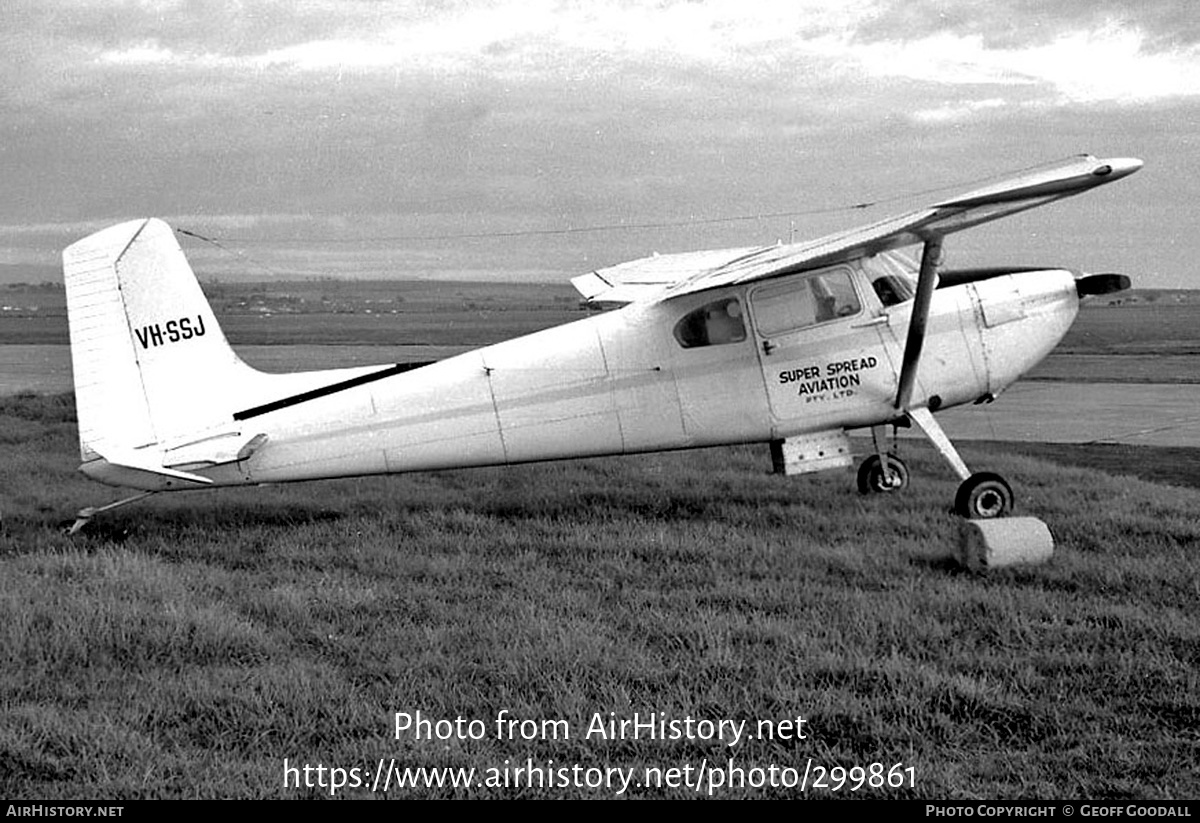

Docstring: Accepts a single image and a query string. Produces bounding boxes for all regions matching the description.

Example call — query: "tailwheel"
[954,472,1013,519]
[857,454,909,494]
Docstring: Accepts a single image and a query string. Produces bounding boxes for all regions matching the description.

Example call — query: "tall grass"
[1,394,1198,798]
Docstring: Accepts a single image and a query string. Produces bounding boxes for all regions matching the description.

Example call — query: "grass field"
[3,283,1199,798]
[2,392,1198,799]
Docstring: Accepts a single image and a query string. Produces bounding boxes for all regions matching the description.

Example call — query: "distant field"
[2,281,1197,352]
[1,393,1198,799]
[0,279,586,347]
[3,282,1200,386]
[1056,302,1200,355]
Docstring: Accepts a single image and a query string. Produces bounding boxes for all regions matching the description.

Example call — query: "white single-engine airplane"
[62,154,1141,531]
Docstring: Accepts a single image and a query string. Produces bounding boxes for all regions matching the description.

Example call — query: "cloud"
[845,20,1200,106]
[910,98,1009,124]
[76,1,1200,121]
[87,1,879,75]
[1012,23,1200,103]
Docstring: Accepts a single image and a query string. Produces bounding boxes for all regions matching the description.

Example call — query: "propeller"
[1076,273,1131,297]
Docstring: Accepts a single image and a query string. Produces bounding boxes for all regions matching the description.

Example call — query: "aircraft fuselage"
[82,261,1079,490]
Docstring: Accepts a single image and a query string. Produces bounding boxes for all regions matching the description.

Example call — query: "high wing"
[572,154,1143,305]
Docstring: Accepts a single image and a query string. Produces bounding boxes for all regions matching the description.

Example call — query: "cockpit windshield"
[862,250,918,307]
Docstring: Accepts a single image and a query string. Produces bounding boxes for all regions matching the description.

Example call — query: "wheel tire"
[857,454,910,494]
[954,472,1014,519]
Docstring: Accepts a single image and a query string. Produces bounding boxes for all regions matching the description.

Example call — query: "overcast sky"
[2,0,1198,286]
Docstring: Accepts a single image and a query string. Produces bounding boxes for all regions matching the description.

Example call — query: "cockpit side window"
[750,269,861,337]
[674,298,747,348]
[872,275,913,307]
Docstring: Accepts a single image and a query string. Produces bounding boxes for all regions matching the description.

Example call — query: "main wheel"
[857,454,909,494]
[954,472,1014,519]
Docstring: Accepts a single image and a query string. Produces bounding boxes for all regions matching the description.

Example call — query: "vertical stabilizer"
[63,218,258,461]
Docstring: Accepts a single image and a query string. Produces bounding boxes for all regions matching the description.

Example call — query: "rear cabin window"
[751,270,861,337]
[674,298,747,348]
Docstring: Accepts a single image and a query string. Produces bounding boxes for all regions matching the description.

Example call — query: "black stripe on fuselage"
[233,361,433,421]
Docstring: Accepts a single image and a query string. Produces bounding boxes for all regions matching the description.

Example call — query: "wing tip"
[1094,157,1143,181]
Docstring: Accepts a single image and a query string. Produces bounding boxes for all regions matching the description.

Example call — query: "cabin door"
[748,265,901,432]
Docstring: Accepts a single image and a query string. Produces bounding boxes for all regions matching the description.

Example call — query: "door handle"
[762,340,776,355]
[852,315,890,328]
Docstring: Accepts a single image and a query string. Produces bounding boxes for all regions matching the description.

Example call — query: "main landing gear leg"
[907,407,1013,519]
[64,491,157,535]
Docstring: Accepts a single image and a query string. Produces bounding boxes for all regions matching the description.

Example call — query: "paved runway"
[3,344,1199,448]
[934,382,1200,447]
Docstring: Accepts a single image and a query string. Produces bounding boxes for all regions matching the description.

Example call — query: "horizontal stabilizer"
[83,447,215,488]
[81,429,271,490]
[162,430,269,467]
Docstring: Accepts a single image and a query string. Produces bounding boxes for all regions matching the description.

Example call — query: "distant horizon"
[3,262,1198,292]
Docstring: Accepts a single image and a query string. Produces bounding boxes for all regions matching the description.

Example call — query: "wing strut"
[894,236,942,411]
[879,235,1012,517]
